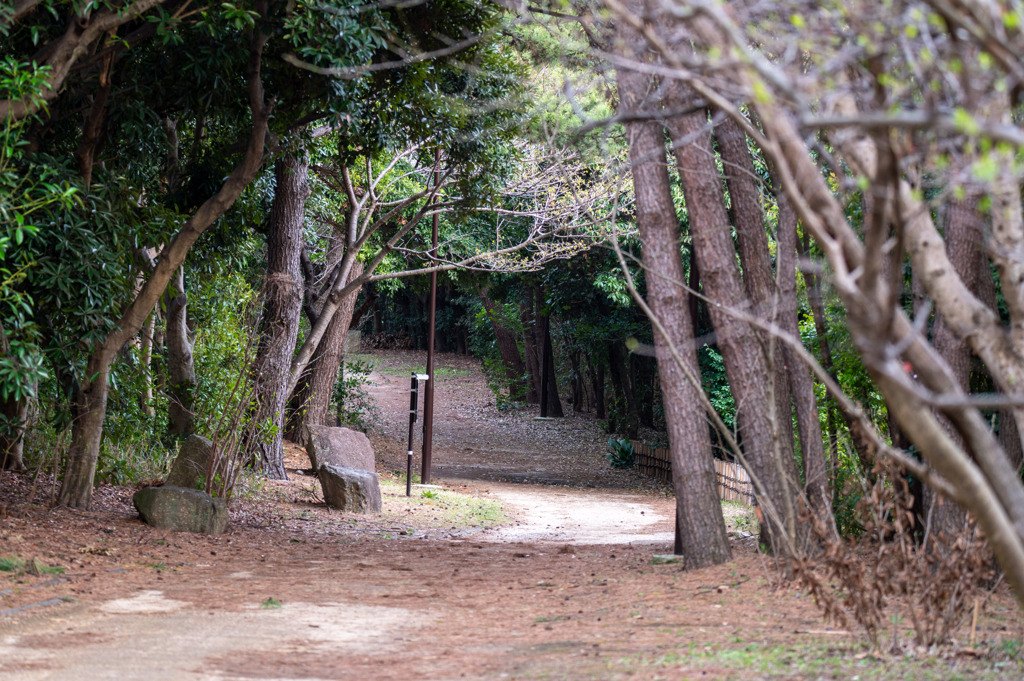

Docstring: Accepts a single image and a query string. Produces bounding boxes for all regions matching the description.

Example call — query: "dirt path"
[362,350,676,548]
[0,351,1021,680]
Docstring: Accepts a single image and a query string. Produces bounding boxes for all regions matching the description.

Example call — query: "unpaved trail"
[0,351,1019,681]
[363,351,677,548]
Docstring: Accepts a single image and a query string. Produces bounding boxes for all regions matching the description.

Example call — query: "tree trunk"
[669,103,801,556]
[570,350,583,412]
[0,393,27,471]
[166,266,196,437]
[519,297,541,404]
[776,177,833,533]
[607,341,639,438]
[251,149,309,480]
[592,358,606,420]
[479,289,527,399]
[930,196,987,534]
[798,231,876,470]
[716,118,797,464]
[139,309,156,418]
[288,262,364,446]
[617,64,731,568]
[60,362,111,506]
[57,47,271,509]
[534,288,564,418]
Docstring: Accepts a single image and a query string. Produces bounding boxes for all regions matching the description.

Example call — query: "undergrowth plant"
[606,437,635,469]
[332,358,379,430]
[795,459,993,651]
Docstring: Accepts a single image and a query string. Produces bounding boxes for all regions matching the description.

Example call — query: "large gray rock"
[306,425,375,472]
[165,434,214,489]
[133,486,229,534]
[319,464,382,514]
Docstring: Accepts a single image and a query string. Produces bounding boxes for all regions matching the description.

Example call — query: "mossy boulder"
[133,486,229,534]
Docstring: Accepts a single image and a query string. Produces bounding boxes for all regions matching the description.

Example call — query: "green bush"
[333,358,378,429]
[606,437,635,469]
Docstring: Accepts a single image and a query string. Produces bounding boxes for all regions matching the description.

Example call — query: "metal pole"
[422,148,440,484]
[406,373,418,497]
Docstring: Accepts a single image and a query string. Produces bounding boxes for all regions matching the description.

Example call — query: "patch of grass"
[380,481,509,529]
[364,355,470,381]
[0,556,65,576]
[721,499,758,533]
[608,639,1024,681]
[261,597,282,609]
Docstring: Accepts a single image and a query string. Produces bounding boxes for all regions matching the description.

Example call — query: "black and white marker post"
[406,372,430,496]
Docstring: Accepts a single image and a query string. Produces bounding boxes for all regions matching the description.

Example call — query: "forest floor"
[0,350,1022,680]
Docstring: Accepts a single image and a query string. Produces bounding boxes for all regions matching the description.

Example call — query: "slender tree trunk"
[139,310,156,418]
[288,262,364,445]
[252,149,309,479]
[776,178,833,533]
[570,350,583,412]
[608,341,639,438]
[617,64,731,568]
[669,103,801,556]
[534,288,564,418]
[798,231,877,470]
[716,118,796,469]
[0,394,27,471]
[166,266,195,437]
[592,359,606,420]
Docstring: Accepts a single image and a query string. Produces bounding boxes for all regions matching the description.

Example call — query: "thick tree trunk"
[61,364,111,506]
[166,266,196,437]
[479,289,527,399]
[288,262,364,446]
[251,150,309,479]
[669,104,801,556]
[930,196,986,534]
[776,180,833,533]
[57,45,271,509]
[519,297,541,404]
[617,65,731,568]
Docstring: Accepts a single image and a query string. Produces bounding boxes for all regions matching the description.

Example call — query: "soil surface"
[0,350,1021,681]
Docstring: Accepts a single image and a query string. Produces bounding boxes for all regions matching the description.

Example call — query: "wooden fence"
[632,442,755,507]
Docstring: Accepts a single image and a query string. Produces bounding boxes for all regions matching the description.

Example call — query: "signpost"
[407,373,429,496]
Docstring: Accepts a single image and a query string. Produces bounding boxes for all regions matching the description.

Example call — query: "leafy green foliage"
[606,437,635,469]
[332,358,378,430]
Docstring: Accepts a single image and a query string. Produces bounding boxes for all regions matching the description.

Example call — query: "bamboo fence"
[632,442,755,506]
